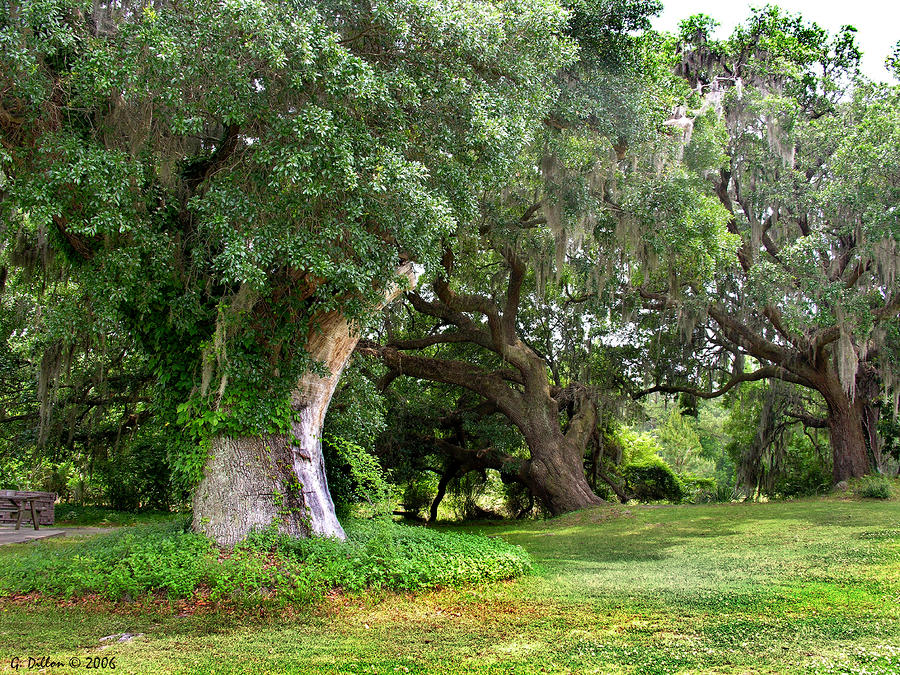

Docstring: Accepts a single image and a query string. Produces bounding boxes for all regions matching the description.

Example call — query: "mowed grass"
[1,497,898,674]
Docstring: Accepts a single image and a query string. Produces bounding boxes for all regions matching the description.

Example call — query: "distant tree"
[360,0,669,514]
[655,407,704,473]
[631,7,900,482]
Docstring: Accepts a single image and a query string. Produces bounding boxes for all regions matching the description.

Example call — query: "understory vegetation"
[0,517,531,603]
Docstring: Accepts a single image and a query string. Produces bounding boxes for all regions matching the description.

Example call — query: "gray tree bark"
[193,263,418,547]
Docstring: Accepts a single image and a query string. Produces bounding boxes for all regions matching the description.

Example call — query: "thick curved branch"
[407,292,476,331]
[785,410,829,428]
[843,259,871,288]
[639,285,815,382]
[714,170,752,272]
[434,278,502,336]
[184,124,242,191]
[706,302,801,373]
[404,292,497,354]
[760,229,783,264]
[634,365,790,400]
[762,305,807,353]
[500,245,526,344]
[434,249,501,329]
[432,438,526,477]
[874,293,900,322]
[357,342,525,419]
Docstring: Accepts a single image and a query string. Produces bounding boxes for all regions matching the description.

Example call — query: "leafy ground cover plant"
[0,517,531,603]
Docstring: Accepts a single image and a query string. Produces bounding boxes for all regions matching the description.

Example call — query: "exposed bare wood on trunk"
[194,263,418,547]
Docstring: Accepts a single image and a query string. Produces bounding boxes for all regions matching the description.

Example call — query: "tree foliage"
[626,6,900,482]
[1,1,896,523]
[1,0,573,499]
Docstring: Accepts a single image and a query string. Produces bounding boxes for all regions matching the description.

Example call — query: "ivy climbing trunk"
[193,263,418,547]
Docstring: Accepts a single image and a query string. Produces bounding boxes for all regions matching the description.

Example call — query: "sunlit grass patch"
[0,498,897,673]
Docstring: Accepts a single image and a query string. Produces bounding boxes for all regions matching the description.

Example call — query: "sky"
[651,0,899,81]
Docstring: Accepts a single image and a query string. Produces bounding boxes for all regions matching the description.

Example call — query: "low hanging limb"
[632,365,784,400]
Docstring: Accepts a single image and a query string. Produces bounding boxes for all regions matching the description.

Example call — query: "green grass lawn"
[53,505,178,528]
[1,497,898,674]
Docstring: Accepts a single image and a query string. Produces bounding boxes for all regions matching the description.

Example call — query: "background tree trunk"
[827,399,871,483]
[524,435,603,513]
[194,263,418,547]
[429,463,458,523]
[520,389,604,514]
[811,368,872,483]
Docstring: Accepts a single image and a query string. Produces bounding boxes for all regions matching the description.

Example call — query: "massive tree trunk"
[518,385,603,513]
[423,397,602,519]
[193,263,417,547]
[827,401,870,483]
[820,372,873,483]
[522,435,602,513]
[861,400,887,474]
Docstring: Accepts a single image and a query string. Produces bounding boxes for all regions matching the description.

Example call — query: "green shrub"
[97,439,173,512]
[854,475,894,500]
[400,476,437,517]
[323,434,393,516]
[713,483,735,502]
[681,474,718,503]
[617,427,665,465]
[207,547,316,604]
[622,458,685,503]
[0,516,531,603]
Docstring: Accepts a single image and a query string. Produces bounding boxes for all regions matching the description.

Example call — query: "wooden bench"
[0,491,56,530]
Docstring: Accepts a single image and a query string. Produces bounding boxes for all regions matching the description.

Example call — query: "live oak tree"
[359,0,668,514]
[0,0,572,544]
[630,8,900,482]
[360,244,608,514]
[365,255,641,514]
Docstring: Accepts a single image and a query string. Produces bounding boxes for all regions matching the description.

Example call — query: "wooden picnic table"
[0,494,43,530]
